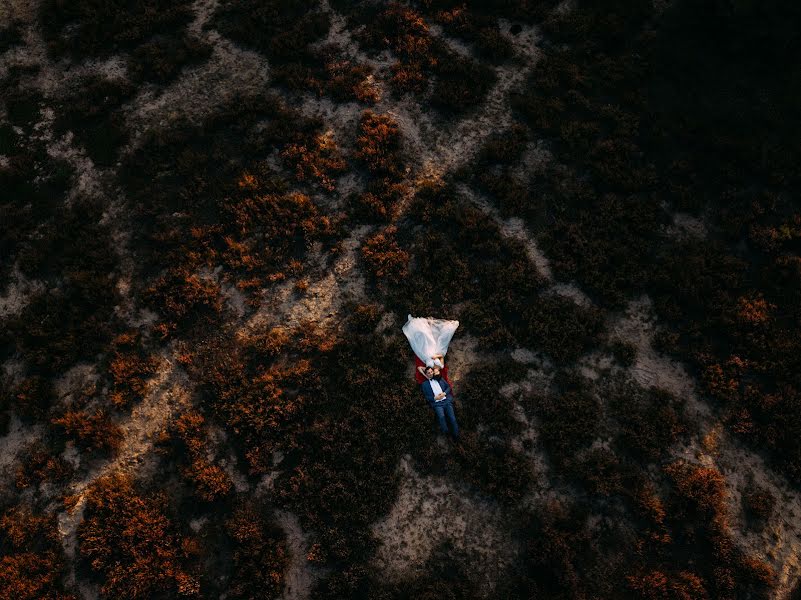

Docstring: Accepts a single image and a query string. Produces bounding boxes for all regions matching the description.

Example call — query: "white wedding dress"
[402,314,459,367]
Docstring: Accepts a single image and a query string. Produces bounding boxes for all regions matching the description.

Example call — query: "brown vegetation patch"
[0,506,72,599]
[78,473,200,598]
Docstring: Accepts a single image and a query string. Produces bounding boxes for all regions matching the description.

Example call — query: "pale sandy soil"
[274,509,331,600]
[371,456,519,596]
[0,265,45,319]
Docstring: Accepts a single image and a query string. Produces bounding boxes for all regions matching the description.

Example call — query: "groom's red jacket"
[414,356,454,391]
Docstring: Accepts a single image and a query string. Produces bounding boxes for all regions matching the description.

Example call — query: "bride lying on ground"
[401,314,458,390]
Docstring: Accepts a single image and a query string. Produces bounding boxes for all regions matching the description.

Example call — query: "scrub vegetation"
[1,0,799,598]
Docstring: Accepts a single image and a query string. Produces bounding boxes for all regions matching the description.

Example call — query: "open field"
[2,0,801,598]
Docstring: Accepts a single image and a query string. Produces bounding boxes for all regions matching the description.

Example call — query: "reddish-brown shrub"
[631,482,672,546]
[626,569,709,599]
[738,555,775,587]
[225,502,288,599]
[0,506,71,600]
[318,50,378,103]
[78,473,199,598]
[355,2,435,96]
[171,412,233,502]
[191,342,318,474]
[735,293,775,326]
[353,178,409,221]
[354,111,405,178]
[665,460,727,518]
[360,225,409,283]
[280,131,347,191]
[145,266,223,337]
[6,376,50,422]
[742,483,776,522]
[428,6,515,62]
[242,326,292,357]
[107,331,159,408]
[14,442,74,489]
[699,354,748,405]
[183,462,233,503]
[51,409,123,455]
[389,60,428,94]
[219,185,341,276]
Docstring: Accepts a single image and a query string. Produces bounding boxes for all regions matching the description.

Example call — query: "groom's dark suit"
[421,376,454,407]
[421,376,459,438]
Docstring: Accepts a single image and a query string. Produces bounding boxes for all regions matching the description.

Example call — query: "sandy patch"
[274,509,330,600]
[608,295,708,419]
[457,183,552,281]
[371,456,518,597]
[0,415,44,476]
[124,39,270,149]
[0,265,45,319]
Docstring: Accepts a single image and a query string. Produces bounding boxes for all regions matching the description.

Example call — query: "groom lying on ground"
[421,366,460,441]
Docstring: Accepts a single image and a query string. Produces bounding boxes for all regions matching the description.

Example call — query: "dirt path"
[608,296,801,598]
[56,353,191,572]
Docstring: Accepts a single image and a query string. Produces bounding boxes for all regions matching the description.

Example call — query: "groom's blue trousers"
[432,400,459,437]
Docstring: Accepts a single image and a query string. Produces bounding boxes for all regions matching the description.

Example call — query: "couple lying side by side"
[402,315,460,441]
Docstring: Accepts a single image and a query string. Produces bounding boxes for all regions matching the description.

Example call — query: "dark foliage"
[40,0,194,57]
[609,340,636,367]
[212,0,330,93]
[0,20,24,53]
[425,6,515,63]
[458,359,529,435]
[742,482,776,525]
[53,76,134,166]
[505,500,612,599]
[3,195,119,375]
[128,35,213,84]
[430,47,496,113]
[391,181,545,352]
[535,387,600,467]
[607,382,689,463]
[503,0,801,491]
[522,295,604,364]
[1,0,796,597]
